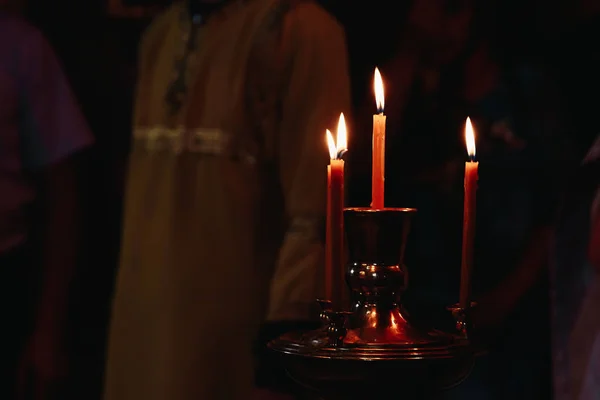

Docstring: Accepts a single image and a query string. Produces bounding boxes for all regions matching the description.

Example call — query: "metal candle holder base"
[269,208,477,399]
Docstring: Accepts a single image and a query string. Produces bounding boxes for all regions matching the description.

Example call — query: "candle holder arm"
[447,302,477,340]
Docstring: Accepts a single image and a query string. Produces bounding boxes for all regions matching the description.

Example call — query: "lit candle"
[325,113,347,306]
[459,117,478,309]
[371,67,386,209]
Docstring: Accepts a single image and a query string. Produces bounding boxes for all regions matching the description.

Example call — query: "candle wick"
[468,155,476,162]
[337,148,348,160]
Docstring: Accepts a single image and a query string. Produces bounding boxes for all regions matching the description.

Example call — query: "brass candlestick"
[269,208,477,399]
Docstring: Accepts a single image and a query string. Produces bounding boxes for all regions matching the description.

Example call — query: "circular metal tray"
[269,329,476,399]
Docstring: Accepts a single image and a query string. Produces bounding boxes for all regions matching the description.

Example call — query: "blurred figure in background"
[535,3,600,397]
[591,162,600,271]
[0,6,93,400]
[347,0,569,398]
[102,0,349,399]
[552,135,600,399]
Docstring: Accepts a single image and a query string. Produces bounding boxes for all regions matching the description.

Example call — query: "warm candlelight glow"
[326,129,336,160]
[326,113,348,160]
[374,68,385,113]
[368,310,377,328]
[336,112,347,154]
[325,113,347,308]
[465,117,476,158]
[390,313,399,332]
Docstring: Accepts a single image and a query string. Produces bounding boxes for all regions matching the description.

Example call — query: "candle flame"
[465,117,476,158]
[374,67,385,113]
[326,113,348,160]
[326,129,336,160]
[337,113,347,155]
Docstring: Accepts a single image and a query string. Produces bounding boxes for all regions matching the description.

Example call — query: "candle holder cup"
[343,208,432,345]
[269,208,477,399]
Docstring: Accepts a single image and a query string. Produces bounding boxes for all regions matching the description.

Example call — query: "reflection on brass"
[344,207,432,345]
[325,311,353,347]
[447,302,477,340]
[269,208,477,398]
[316,299,333,328]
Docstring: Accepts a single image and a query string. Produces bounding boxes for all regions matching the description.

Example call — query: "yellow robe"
[103,1,350,399]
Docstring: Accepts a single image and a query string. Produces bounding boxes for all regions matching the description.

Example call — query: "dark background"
[15,0,600,398]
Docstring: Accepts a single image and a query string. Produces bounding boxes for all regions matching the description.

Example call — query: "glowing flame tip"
[326,129,336,160]
[465,117,476,158]
[374,67,385,113]
[326,114,348,159]
[336,113,347,155]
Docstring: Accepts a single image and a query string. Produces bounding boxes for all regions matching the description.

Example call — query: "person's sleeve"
[18,28,93,170]
[266,3,351,321]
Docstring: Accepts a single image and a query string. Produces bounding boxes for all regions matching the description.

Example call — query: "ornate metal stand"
[269,208,476,399]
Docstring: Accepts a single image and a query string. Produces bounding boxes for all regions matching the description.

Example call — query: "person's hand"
[16,327,68,400]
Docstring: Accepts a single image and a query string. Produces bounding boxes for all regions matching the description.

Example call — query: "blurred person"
[527,3,600,396]
[102,0,349,399]
[0,6,94,400]
[591,183,600,271]
[552,135,600,400]
[347,0,569,398]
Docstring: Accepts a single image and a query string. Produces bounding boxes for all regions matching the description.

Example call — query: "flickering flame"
[465,117,476,158]
[374,67,385,113]
[326,129,336,160]
[326,113,348,160]
[337,113,347,154]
